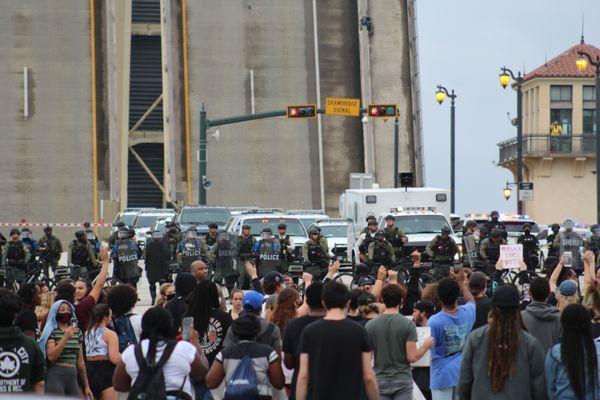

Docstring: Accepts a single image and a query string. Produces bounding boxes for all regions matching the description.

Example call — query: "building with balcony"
[497,38,600,224]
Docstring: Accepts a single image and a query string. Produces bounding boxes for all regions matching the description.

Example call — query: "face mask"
[524,229,531,234]
[165,293,176,301]
[57,312,72,324]
[552,228,560,235]
[491,217,498,222]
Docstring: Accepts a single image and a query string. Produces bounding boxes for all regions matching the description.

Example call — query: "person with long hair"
[185,279,232,364]
[113,307,209,398]
[85,304,120,400]
[545,303,600,399]
[229,288,244,320]
[15,282,41,338]
[270,287,300,334]
[457,285,546,399]
[40,300,93,398]
[36,290,55,324]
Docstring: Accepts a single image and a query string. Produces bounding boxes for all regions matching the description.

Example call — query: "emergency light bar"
[314,218,351,224]
[390,207,436,213]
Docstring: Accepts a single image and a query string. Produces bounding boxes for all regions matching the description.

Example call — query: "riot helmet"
[490,211,500,222]
[375,230,385,241]
[241,224,251,234]
[21,228,31,239]
[208,222,218,230]
[44,226,53,236]
[308,227,319,237]
[441,226,452,236]
[186,227,198,240]
[277,223,287,230]
[128,228,136,238]
[261,227,273,240]
[367,220,378,232]
[563,219,575,232]
[523,223,532,234]
[75,230,87,242]
[117,227,129,240]
[9,228,20,238]
[150,230,163,240]
[491,228,502,240]
[366,214,376,223]
[115,222,126,229]
[85,229,96,241]
[592,224,600,236]
[550,223,560,234]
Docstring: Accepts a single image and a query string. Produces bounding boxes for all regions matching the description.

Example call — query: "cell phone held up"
[182,317,194,341]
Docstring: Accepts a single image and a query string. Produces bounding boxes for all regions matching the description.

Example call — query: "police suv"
[132,209,176,249]
[226,211,308,261]
[285,210,330,231]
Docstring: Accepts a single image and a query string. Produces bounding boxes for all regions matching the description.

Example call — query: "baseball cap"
[559,280,578,296]
[492,285,520,308]
[357,276,374,287]
[367,220,377,226]
[242,291,265,311]
[385,215,395,220]
[263,271,283,286]
[414,300,435,316]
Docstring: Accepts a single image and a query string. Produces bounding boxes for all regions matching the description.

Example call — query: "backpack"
[113,313,137,352]
[128,341,189,400]
[223,355,259,400]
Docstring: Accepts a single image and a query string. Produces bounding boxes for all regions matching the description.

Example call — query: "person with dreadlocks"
[457,285,546,400]
[545,303,600,400]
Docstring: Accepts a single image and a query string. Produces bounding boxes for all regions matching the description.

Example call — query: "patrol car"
[226,211,308,260]
[111,208,150,232]
[174,205,231,235]
[132,209,176,249]
[285,210,330,231]
[308,218,350,262]
[347,207,457,265]
[500,215,541,244]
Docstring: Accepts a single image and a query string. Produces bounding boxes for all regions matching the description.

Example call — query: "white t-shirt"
[121,339,196,398]
[129,313,142,342]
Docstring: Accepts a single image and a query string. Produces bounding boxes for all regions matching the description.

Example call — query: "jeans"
[378,379,413,400]
[432,387,455,400]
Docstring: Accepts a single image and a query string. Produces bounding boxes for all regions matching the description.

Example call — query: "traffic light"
[286,104,317,119]
[367,104,397,118]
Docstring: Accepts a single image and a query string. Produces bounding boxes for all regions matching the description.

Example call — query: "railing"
[498,134,597,164]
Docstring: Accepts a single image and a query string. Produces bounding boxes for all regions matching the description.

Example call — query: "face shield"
[151,231,163,240]
[86,232,95,241]
[262,231,272,240]
[186,231,197,240]
[21,230,30,239]
[117,230,129,240]
[563,220,575,232]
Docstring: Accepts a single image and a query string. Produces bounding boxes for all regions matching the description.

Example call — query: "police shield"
[559,231,583,270]
[463,234,478,269]
[214,232,240,285]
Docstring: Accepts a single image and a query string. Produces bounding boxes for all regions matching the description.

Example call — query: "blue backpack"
[113,313,137,352]
[223,355,259,400]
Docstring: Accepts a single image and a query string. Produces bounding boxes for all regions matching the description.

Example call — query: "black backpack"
[128,341,188,400]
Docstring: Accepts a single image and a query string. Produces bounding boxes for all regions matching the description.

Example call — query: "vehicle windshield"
[151,221,168,233]
[121,213,138,227]
[504,221,540,233]
[319,225,347,238]
[134,215,166,228]
[180,209,231,225]
[245,218,306,237]
[298,217,327,229]
[393,215,451,235]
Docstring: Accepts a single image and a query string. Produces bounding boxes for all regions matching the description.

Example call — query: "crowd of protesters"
[0,235,599,400]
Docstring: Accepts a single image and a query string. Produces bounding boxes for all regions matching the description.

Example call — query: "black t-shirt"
[188,309,232,365]
[473,297,492,330]
[299,319,372,400]
[14,308,38,339]
[282,315,322,399]
[592,321,600,339]
[0,326,45,393]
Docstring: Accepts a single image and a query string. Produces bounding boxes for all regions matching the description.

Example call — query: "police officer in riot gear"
[484,211,508,240]
[68,230,99,278]
[38,226,63,277]
[361,215,377,235]
[20,228,39,269]
[383,215,408,262]
[201,222,219,266]
[585,224,600,264]
[211,232,239,292]
[554,219,584,273]
[356,220,378,263]
[177,227,204,273]
[426,226,459,280]
[253,227,282,278]
[479,228,507,275]
[517,223,539,271]
[367,230,395,271]
[462,220,479,268]
[2,228,30,284]
[276,223,295,272]
[112,227,142,286]
[302,227,329,278]
[144,229,171,305]
[237,224,256,289]
[546,223,561,259]
[109,221,125,248]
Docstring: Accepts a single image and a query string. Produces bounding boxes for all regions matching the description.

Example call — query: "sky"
[417,0,600,216]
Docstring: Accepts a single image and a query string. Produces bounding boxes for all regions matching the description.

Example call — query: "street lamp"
[576,50,600,223]
[499,66,524,214]
[435,85,457,213]
[503,181,517,201]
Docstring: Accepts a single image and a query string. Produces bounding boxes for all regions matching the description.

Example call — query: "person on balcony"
[549,120,562,153]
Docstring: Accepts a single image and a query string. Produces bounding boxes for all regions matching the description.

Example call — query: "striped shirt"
[50,328,81,365]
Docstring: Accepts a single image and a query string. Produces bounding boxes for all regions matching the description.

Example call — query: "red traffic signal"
[287,104,317,119]
[367,104,397,118]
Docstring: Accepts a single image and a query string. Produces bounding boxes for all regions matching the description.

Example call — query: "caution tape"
[0,222,112,228]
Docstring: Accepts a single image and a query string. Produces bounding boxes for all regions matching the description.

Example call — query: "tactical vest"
[180,239,202,272]
[360,233,376,254]
[278,235,293,262]
[486,240,501,263]
[372,241,391,265]
[239,235,254,255]
[204,234,217,248]
[519,234,538,254]
[306,241,325,264]
[433,236,454,258]
[114,239,140,280]
[257,238,281,276]
[384,227,402,248]
[71,241,92,266]
[6,242,25,263]
[546,234,558,257]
